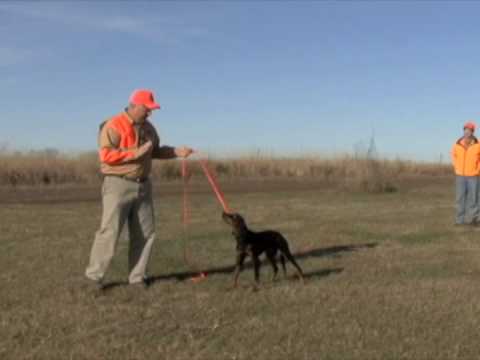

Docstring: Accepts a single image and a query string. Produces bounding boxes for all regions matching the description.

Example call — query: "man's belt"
[105,174,149,183]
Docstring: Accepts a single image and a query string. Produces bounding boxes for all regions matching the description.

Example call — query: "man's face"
[464,128,474,138]
[131,104,152,123]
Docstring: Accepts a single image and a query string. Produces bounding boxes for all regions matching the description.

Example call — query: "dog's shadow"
[100,242,376,291]
[294,242,377,261]
[149,242,376,283]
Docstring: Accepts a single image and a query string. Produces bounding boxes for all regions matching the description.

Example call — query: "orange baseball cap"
[129,89,161,110]
[464,121,476,131]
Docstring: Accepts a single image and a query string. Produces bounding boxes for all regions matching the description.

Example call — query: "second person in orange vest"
[451,121,480,226]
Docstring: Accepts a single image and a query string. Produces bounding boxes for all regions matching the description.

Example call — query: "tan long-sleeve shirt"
[98,111,176,179]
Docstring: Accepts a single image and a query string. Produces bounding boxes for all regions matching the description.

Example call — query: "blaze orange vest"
[451,137,480,176]
[99,113,138,164]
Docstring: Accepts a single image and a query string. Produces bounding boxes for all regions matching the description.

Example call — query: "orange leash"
[181,158,207,282]
[198,158,232,214]
[181,158,191,265]
[181,155,233,283]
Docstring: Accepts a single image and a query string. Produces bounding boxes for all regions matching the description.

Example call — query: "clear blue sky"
[1,1,479,161]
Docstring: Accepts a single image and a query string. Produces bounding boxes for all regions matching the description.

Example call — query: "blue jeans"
[456,175,480,224]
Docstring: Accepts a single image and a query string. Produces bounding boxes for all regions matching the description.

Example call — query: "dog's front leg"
[233,252,246,288]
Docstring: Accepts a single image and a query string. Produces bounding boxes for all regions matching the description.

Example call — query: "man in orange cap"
[85,89,193,292]
[451,121,480,226]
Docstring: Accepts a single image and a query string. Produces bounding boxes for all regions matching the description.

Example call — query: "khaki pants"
[85,176,156,284]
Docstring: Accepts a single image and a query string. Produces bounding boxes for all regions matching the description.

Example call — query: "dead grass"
[2,178,479,359]
[0,150,451,194]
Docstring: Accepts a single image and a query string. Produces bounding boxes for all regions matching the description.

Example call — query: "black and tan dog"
[222,212,304,288]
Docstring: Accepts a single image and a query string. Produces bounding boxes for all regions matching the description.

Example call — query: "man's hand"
[135,140,153,159]
[175,146,194,158]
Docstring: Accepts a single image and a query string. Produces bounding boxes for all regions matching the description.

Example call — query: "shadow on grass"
[295,242,377,260]
[149,242,376,283]
[101,242,376,291]
[302,267,344,280]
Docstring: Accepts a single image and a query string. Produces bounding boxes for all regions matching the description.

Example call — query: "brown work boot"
[129,277,150,290]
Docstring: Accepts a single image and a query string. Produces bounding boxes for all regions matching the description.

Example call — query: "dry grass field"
[3,175,480,359]
[0,150,450,189]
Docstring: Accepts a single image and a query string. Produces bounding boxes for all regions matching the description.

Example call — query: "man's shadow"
[101,242,376,291]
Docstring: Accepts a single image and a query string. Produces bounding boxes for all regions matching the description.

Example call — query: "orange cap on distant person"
[464,121,476,131]
[129,89,161,110]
